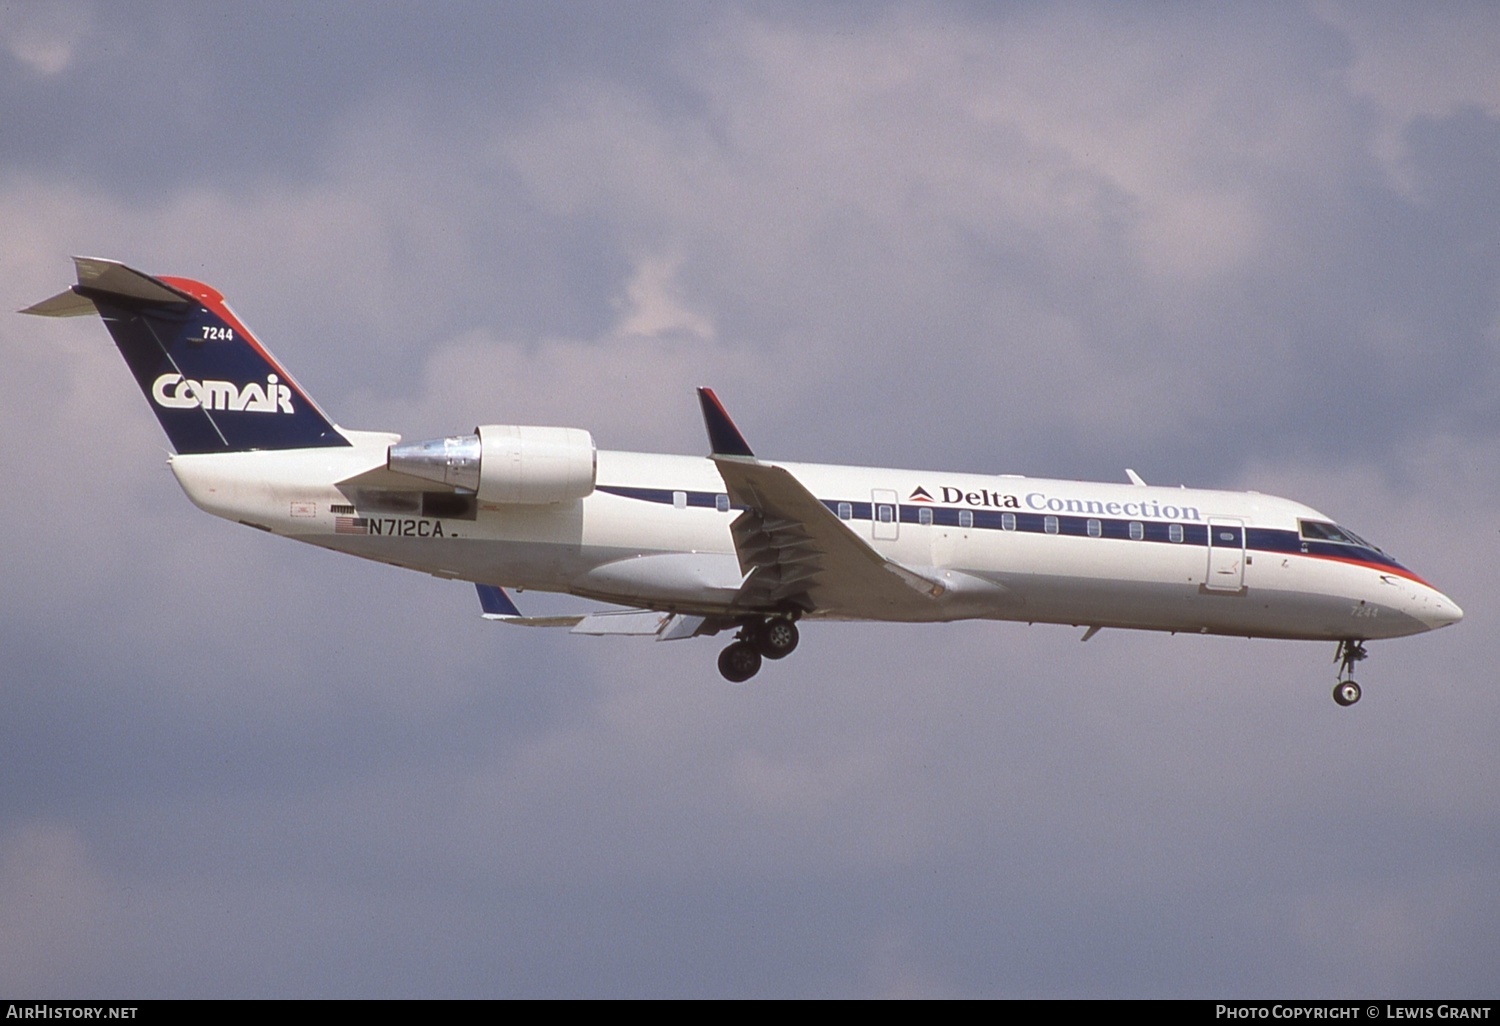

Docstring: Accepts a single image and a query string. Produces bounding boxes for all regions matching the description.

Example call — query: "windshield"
[1299,520,1382,553]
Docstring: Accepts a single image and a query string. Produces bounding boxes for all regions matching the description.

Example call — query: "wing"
[697,389,946,619]
[713,457,946,617]
[475,583,585,627]
[475,585,708,640]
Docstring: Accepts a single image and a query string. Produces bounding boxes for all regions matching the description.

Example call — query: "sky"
[1,1,1496,998]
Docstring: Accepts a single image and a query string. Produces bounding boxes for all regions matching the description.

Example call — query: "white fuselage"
[167,430,1462,642]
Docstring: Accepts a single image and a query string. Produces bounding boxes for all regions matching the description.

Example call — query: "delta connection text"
[1216,1008,1490,1020]
[933,486,1203,522]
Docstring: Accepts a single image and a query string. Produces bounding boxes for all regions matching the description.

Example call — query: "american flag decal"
[335,516,368,535]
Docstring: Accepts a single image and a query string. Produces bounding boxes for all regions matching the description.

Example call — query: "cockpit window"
[1299,520,1374,549]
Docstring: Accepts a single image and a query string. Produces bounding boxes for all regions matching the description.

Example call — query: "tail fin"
[21,257,349,454]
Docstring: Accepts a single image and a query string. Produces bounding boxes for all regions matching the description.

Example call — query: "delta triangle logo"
[908,486,935,503]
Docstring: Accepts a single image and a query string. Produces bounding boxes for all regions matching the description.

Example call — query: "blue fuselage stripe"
[593,485,1413,577]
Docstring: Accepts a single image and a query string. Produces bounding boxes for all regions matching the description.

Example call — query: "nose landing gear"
[1333,639,1367,707]
[716,617,800,682]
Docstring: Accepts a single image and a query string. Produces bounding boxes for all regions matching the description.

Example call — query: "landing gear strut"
[1333,639,1367,707]
[716,617,800,682]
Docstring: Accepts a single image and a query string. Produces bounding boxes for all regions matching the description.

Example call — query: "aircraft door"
[1206,517,1245,592]
[872,489,899,541]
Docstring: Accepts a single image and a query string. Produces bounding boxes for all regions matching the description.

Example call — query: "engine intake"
[387,424,596,504]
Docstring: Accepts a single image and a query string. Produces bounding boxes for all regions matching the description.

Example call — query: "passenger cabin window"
[1087,518,1102,538]
[1001,512,1016,531]
[837,502,852,521]
[673,490,687,509]
[959,510,974,529]
[918,507,933,526]
[1044,515,1059,535]
[716,493,730,513]
[1129,521,1144,541]
[877,504,895,523]
[1169,523,1184,543]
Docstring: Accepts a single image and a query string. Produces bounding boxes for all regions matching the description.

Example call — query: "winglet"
[476,583,523,619]
[696,387,755,458]
[475,583,586,628]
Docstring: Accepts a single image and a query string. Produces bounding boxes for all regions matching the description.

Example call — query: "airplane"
[22,257,1463,705]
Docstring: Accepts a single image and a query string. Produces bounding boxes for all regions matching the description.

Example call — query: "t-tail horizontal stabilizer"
[475,584,705,639]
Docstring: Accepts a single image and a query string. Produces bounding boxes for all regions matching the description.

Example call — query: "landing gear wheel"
[1333,680,1362,707]
[718,641,762,683]
[753,619,800,660]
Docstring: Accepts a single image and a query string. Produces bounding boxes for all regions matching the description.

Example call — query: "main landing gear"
[1333,639,1368,707]
[716,617,800,683]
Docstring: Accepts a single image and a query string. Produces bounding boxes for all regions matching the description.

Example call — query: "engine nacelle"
[387,424,596,504]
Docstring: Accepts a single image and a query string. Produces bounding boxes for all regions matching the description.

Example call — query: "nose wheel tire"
[718,641,763,683]
[1333,680,1362,707]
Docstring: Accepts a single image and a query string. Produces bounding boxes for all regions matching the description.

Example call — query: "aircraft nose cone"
[1422,591,1463,630]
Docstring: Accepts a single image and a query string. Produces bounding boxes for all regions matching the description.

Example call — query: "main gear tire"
[753,619,800,660]
[718,641,763,683]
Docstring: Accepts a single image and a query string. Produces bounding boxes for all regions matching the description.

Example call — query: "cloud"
[0,822,110,992]
[1317,0,1500,195]
[0,2,91,76]
[614,254,716,342]
[2,1,1497,998]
